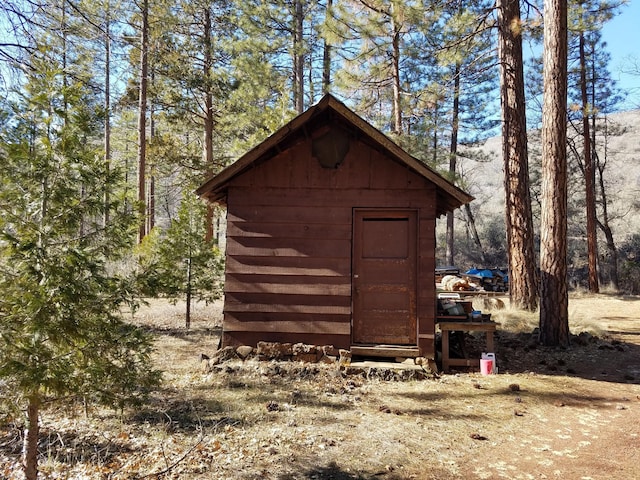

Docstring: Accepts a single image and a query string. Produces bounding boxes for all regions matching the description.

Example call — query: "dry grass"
[2,295,640,479]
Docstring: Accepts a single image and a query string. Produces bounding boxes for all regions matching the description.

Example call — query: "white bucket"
[481,352,496,375]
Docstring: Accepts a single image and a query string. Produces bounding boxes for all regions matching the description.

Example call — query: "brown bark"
[465,203,487,264]
[203,7,215,242]
[148,84,155,234]
[580,32,599,293]
[104,1,111,227]
[595,117,618,290]
[497,0,538,311]
[539,0,569,347]
[445,63,461,266]
[391,19,402,134]
[186,251,192,329]
[293,0,304,114]
[22,397,40,480]
[322,0,332,94]
[137,0,149,243]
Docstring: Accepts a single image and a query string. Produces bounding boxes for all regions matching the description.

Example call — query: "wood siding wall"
[221,135,438,358]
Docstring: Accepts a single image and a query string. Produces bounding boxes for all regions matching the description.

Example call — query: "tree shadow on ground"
[139,324,222,342]
[398,383,632,414]
[128,394,242,433]
[0,423,134,467]
[453,329,640,385]
[277,461,416,480]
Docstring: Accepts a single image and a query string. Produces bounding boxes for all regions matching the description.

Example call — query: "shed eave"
[197,94,474,214]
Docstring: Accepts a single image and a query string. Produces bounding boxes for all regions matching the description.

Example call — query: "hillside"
[455,108,640,250]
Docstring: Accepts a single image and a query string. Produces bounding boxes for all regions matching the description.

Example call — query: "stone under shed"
[197,94,472,364]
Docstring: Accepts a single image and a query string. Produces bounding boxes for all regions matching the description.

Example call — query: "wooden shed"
[197,94,473,361]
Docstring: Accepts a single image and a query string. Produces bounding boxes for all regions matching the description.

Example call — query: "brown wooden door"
[352,210,417,345]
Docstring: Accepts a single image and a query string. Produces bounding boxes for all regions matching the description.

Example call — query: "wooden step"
[350,345,420,358]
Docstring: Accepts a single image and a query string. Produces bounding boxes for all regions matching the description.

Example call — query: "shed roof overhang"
[196,94,473,217]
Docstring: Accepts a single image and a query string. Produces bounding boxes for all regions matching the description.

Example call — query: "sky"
[601,1,640,110]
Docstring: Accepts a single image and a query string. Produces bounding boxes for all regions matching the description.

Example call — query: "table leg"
[486,331,494,353]
[442,329,450,372]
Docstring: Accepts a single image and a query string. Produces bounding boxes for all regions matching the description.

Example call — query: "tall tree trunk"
[22,396,40,480]
[596,116,618,290]
[388,2,402,135]
[464,203,487,264]
[61,0,68,119]
[137,0,149,243]
[293,0,304,113]
[148,80,155,234]
[186,250,192,329]
[104,0,111,227]
[322,0,332,94]
[539,0,569,347]
[445,63,461,266]
[432,99,439,166]
[580,31,599,293]
[203,6,215,242]
[497,0,538,311]
[391,24,402,134]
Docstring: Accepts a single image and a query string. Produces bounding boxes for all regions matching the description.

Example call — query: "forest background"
[2,0,640,295]
[2,1,640,478]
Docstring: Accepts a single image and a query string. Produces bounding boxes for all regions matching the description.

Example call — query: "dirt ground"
[1,294,640,479]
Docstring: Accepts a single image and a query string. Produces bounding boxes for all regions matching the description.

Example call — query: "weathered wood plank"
[228,204,351,225]
[225,292,350,308]
[224,302,351,315]
[369,149,414,189]
[225,274,351,296]
[225,256,350,277]
[227,221,352,240]
[227,186,433,208]
[223,311,351,324]
[350,346,420,358]
[338,142,371,189]
[226,236,351,258]
[223,318,351,335]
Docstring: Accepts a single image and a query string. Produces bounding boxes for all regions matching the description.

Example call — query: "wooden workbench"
[437,319,497,372]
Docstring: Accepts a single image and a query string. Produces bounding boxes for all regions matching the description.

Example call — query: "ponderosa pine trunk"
[293,0,304,114]
[596,117,619,290]
[539,0,569,346]
[391,14,402,135]
[322,0,332,94]
[445,63,461,266]
[465,203,487,264]
[497,0,538,310]
[148,83,155,234]
[580,31,599,293]
[104,1,111,227]
[203,6,215,242]
[137,0,149,243]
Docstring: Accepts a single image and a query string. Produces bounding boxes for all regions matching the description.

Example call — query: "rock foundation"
[203,341,436,380]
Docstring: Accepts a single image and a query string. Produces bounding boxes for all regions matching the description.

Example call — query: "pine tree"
[437,1,498,265]
[137,0,150,243]
[566,1,624,292]
[497,0,539,311]
[539,0,570,346]
[137,192,225,329]
[0,51,160,480]
[326,0,440,134]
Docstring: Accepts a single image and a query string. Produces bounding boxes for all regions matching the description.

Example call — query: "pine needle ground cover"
[2,296,640,479]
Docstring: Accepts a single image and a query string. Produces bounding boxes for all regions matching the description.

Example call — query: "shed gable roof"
[197,94,473,217]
